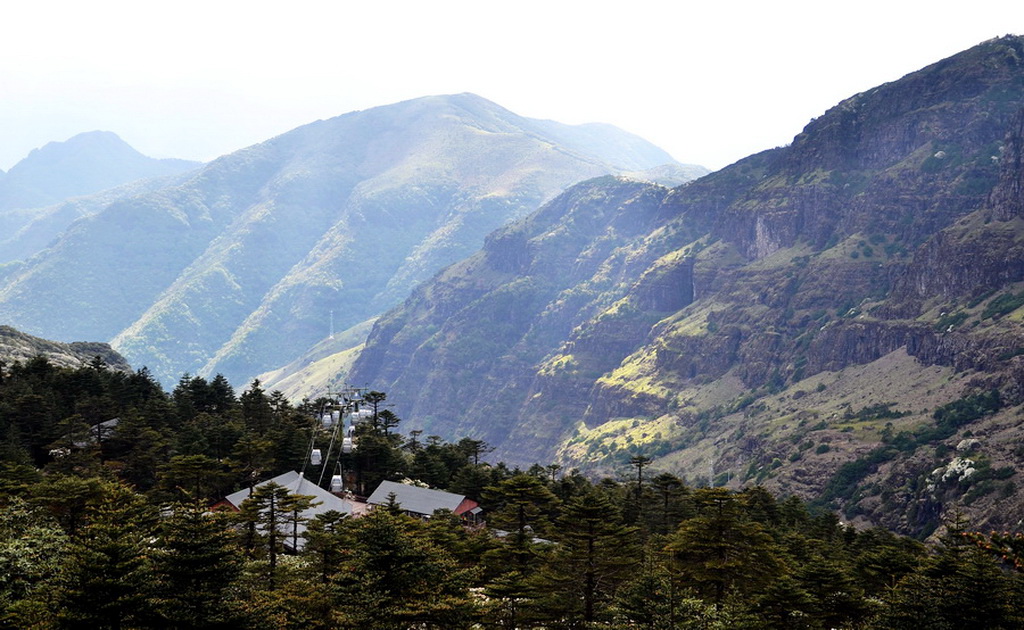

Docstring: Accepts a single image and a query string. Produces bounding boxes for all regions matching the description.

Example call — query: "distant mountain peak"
[0,131,201,212]
[19,130,144,166]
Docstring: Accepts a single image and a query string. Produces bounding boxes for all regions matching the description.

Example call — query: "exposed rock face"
[885,109,1024,314]
[349,37,1024,534]
[992,109,1024,221]
[0,326,130,371]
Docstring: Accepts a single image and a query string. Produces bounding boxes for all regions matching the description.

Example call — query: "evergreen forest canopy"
[2,356,1024,629]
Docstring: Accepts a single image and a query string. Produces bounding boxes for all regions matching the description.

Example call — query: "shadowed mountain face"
[349,37,1024,535]
[0,94,697,388]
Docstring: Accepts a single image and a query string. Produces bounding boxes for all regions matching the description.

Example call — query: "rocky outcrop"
[992,109,1024,221]
[0,325,131,371]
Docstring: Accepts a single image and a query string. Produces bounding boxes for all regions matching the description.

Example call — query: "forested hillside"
[1,356,1022,629]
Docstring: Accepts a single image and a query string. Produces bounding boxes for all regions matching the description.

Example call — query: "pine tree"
[0,497,72,628]
[303,510,349,585]
[152,501,241,629]
[533,490,640,624]
[610,555,677,629]
[873,514,1023,629]
[666,487,783,604]
[240,380,275,435]
[155,453,233,503]
[29,474,106,537]
[60,482,158,629]
[648,472,690,534]
[237,481,293,588]
[280,491,319,553]
[480,571,541,630]
[484,473,560,570]
[335,509,478,629]
[795,554,867,628]
[750,574,815,629]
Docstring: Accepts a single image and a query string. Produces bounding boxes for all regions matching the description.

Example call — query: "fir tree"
[60,482,158,629]
[534,490,640,624]
[666,487,783,604]
[152,501,241,629]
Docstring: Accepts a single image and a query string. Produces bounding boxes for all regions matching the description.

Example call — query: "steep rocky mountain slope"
[255,163,709,401]
[0,94,699,388]
[0,325,130,372]
[349,36,1024,535]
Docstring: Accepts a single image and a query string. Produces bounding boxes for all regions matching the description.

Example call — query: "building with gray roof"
[221,470,357,550]
[366,480,480,520]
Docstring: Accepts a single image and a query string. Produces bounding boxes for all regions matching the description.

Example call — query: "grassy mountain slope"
[0,169,200,264]
[0,94,697,388]
[0,131,201,264]
[349,36,1024,534]
[256,317,376,400]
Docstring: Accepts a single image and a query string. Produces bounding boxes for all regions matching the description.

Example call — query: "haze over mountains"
[0,93,704,389]
[348,36,1024,534]
[0,132,201,263]
[0,130,199,210]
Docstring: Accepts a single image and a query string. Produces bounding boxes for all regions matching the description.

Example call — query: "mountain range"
[0,131,201,264]
[0,94,704,389]
[347,36,1024,535]
[4,36,1024,536]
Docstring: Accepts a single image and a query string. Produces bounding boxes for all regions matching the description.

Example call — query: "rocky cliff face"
[0,326,130,371]
[349,36,1024,535]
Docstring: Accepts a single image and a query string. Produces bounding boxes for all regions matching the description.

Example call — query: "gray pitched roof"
[366,480,466,516]
[224,470,352,550]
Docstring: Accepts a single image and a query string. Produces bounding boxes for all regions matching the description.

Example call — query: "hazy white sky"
[1,1,1022,171]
